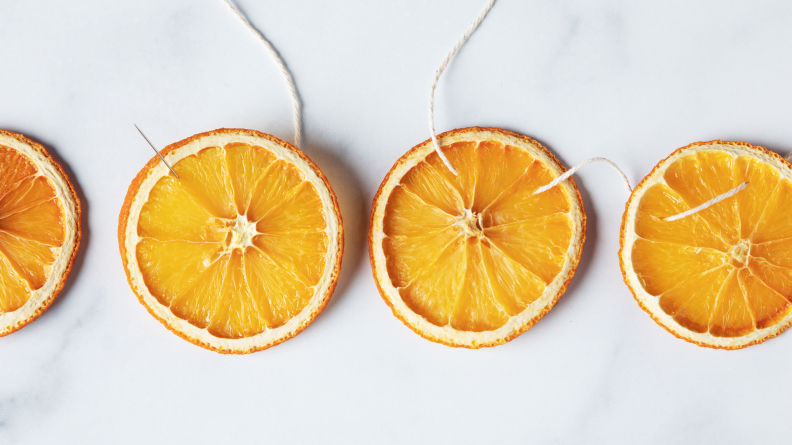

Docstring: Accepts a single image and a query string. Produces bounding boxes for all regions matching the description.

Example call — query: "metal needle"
[134,124,179,178]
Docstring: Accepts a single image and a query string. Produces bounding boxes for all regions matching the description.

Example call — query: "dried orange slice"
[620,140,792,349]
[118,128,343,354]
[0,130,81,336]
[369,127,586,348]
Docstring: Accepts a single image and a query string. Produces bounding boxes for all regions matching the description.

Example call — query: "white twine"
[428,0,497,175]
[221,0,302,149]
[423,2,634,204]
[533,157,632,195]
[666,181,748,222]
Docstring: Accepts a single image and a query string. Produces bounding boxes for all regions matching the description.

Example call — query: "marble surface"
[2,0,792,443]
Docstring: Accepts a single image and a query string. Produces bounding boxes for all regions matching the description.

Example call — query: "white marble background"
[2,0,792,443]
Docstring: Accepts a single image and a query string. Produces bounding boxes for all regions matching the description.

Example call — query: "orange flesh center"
[632,150,792,337]
[730,240,749,269]
[382,140,575,332]
[0,145,65,314]
[135,143,329,339]
[224,215,258,252]
[455,209,483,237]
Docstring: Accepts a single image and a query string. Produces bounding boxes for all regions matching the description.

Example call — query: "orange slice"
[369,127,586,348]
[620,140,792,349]
[0,130,81,336]
[118,129,343,354]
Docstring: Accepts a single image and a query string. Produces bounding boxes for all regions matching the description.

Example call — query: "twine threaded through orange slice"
[369,127,585,348]
[620,140,792,349]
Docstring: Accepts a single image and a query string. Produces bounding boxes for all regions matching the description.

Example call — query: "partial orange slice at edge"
[0,129,81,336]
[620,140,792,349]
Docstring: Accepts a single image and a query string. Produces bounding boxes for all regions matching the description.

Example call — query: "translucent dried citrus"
[0,130,81,336]
[620,140,792,349]
[369,127,585,348]
[119,129,342,353]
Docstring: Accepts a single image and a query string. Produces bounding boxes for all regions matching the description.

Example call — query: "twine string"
[424,1,635,208]
[429,0,496,175]
[221,0,302,149]
[666,182,748,222]
[533,157,632,195]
